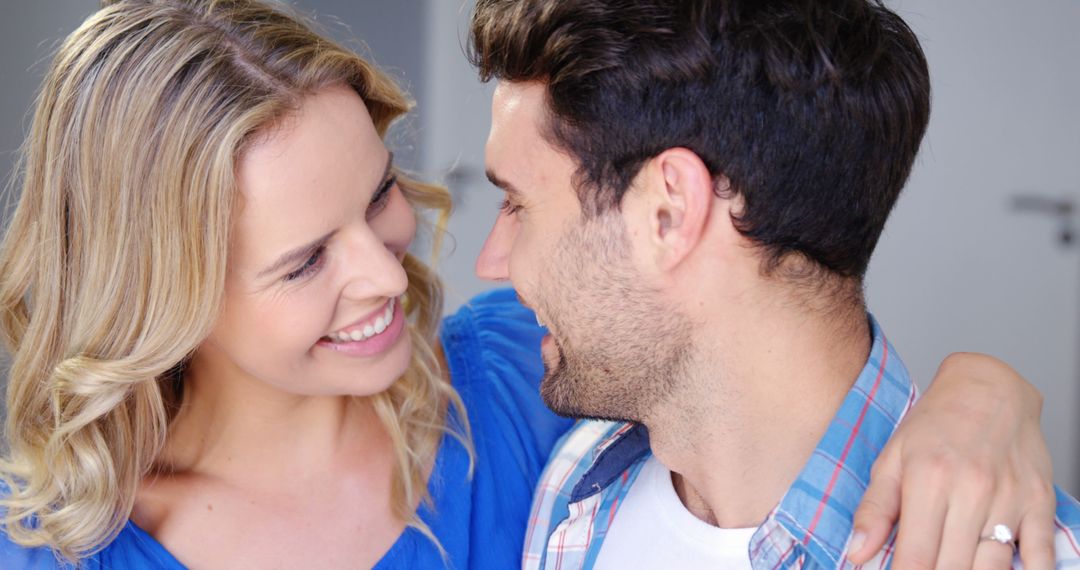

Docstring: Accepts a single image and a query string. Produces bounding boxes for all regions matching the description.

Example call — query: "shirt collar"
[770,315,917,567]
[570,422,650,502]
[567,315,916,568]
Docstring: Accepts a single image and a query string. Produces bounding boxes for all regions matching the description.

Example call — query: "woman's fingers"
[1016,493,1059,570]
[889,460,950,569]
[848,452,902,563]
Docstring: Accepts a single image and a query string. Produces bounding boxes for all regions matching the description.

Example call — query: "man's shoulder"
[524,420,639,568]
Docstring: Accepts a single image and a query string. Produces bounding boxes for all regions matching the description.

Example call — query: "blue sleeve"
[440,287,574,569]
[0,488,66,569]
[0,522,177,570]
[0,532,62,569]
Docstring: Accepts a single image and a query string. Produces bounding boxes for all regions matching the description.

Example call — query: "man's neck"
[643,305,872,529]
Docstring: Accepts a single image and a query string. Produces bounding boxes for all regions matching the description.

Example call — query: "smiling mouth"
[323,298,397,343]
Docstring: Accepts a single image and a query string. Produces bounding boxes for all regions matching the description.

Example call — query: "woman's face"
[191,84,416,397]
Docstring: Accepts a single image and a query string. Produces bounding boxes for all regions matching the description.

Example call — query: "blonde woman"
[0,1,1058,568]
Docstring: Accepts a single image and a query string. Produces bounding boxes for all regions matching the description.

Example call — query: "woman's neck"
[157,359,391,488]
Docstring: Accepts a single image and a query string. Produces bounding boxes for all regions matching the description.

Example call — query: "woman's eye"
[284,246,325,282]
[367,175,396,218]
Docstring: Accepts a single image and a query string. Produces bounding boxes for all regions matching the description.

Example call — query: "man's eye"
[284,246,325,281]
[499,198,522,215]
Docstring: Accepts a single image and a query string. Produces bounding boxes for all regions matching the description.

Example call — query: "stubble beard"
[535,213,694,424]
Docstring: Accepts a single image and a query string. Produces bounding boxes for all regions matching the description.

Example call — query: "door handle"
[1012,194,1076,246]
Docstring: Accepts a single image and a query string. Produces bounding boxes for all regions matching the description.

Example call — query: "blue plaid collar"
[569,423,650,502]
[771,316,916,566]
[565,315,916,568]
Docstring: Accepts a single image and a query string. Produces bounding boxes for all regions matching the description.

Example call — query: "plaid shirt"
[523,317,1080,569]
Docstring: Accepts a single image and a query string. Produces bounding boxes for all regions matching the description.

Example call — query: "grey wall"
[868,0,1080,493]
[421,0,497,309]
[0,2,98,201]
[0,0,428,207]
[293,0,428,171]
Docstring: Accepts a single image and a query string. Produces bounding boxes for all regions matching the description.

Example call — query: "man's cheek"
[508,241,534,285]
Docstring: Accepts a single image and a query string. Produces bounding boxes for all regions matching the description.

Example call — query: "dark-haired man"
[468,0,1080,568]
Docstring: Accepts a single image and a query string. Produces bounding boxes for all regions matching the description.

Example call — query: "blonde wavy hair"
[0,0,470,562]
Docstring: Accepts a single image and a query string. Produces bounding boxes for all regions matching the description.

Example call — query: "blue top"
[1,288,574,569]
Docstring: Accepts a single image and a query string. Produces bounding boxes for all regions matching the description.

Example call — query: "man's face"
[476,82,690,422]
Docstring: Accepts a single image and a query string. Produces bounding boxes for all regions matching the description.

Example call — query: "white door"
[872,0,1080,494]
[421,0,498,310]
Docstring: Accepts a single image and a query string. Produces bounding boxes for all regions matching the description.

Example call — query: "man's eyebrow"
[258,152,393,280]
[485,168,521,196]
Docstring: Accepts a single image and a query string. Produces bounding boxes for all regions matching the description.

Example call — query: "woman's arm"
[848,353,1056,569]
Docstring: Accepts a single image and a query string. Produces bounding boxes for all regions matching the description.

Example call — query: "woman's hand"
[847,353,1056,569]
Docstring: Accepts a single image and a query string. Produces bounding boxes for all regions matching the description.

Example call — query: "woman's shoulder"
[0,521,181,570]
[0,529,63,569]
[440,287,543,360]
[436,288,573,569]
[439,287,572,467]
[1,484,175,570]
[0,483,67,569]
[440,287,547,407]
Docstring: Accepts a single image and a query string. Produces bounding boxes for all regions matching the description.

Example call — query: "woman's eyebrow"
[257,230,335,279]
[257,151,394,279]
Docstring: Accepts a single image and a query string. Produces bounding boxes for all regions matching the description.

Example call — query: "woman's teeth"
[327,298,396,343]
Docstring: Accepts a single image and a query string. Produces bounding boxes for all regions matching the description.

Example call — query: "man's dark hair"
[469,0,930,279]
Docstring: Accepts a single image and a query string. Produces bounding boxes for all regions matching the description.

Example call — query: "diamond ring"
[980,524,1017,551]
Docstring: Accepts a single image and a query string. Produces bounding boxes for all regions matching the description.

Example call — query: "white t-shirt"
[593,455,757,570]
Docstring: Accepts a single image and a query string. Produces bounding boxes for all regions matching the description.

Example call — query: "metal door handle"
[1012,194,1076,246]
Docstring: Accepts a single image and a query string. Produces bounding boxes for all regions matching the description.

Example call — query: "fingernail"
[848,531,866,556]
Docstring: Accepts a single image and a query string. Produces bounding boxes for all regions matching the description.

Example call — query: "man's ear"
[636,148,719,271]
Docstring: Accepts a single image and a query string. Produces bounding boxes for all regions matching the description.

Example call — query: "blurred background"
[1,1,1077,496]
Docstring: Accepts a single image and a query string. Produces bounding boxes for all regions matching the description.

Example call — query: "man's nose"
[475,215,512,282]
